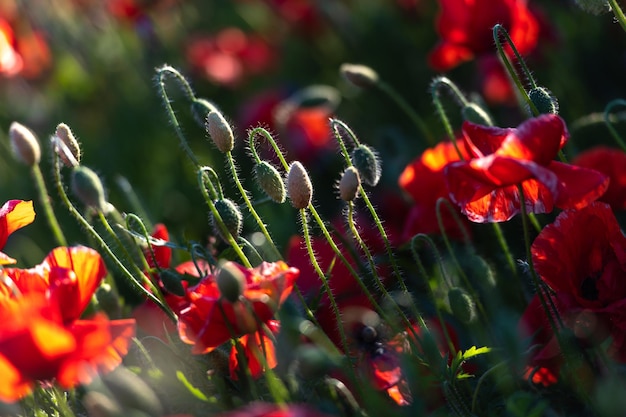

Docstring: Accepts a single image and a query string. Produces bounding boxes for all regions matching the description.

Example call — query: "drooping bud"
[286,161,313,209]
[55,123,82,167]
[573,0,610,14]
[216,261,247,303]
[206,111,234,153]
[461,103,494,126]
[339,63,379,89]
[350,144,381,187]
[211,198,243,241]
[9,122,40,166]
[191,98,219,128]
[254,161,286,203]
[338,166,361,202]
[528,87,559,115]
[461,254,496,290]
[159,269,186,296]
[95,282,120,317]
[447,287,476,324]
[71,166,108,212]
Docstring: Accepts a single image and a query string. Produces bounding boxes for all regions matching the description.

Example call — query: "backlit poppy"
[445,115,609,222]
[0,199,35,264]
[572,146,626,210]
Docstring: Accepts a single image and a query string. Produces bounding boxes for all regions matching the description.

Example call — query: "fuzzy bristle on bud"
[159,269,186,296]
[191,98,219,129]
[211,198,243,241]
[287,161,313,209]
[350,144,381,187]
[71,166,108,212]
[216,261,247,303]
[573,0,610,14]
[528,87,559,115]
[338,166,361,202]
[340,63,379,89]
[462,254,496,290]
[206,111,234,153]
[461,103,494,126]
[448,287,476,324]
[254,161,286,203]
[9,122,41,166]
[55,123,82,167]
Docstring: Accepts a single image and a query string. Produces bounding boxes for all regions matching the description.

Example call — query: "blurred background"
[1,0,625,267]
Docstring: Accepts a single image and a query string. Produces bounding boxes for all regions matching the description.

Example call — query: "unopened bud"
[95,283,120,317]
[338,166,361,202]
[528,87,559,115]
[254,161,286,203]
[206,111,234,153]
[71,166,108,212]
[101,367,163,417]
[350,145,381,187]
[461,103,494,126]
[462,255,496,289]
[55,123,82,167]
[287,161,313,209]
[9,122,40,166]
[82,391,122,417]
[159,269,186,296]
[211,198,243,241]
[191,98,219,128]
[448,287,476,324]
[574,0,610,14]
[217,261,247,303]
[340,63,379,89]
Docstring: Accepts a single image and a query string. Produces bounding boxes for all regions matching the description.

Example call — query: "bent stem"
[604,99,626,152]
[430,77,465,158]
[31,164,68,247]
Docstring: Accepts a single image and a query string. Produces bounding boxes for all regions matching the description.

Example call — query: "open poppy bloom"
[177,261,299,354]
[573,146,626,210]
[214,402,335,417]
[0,246,135,402]
[428,0,539,72]
[445,114,609,222]
[229,320,280,380]
[0,199,35,264]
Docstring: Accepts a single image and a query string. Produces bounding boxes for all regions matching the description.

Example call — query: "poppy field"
[2,0,626,416]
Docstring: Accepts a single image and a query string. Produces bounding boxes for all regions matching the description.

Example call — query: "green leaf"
[461,346,491,360]
[176,371,210,402]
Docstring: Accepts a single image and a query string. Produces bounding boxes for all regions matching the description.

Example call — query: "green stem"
[608,0,626,33]
[491,222,517,276]
[31,164,68,247]
[430,78,464,157]
[604,99,626,152]
[115,175,153,231]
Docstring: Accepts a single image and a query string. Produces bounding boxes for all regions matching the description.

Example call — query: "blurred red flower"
[445,115,609,222]
[0,199,35,264]
[428,0,539,72]
[214,402,334,417]
[177,261,298,354]
[0,246,135,402]
[573,146,626,210]
[398,139,470,240]
[229,320,280,380]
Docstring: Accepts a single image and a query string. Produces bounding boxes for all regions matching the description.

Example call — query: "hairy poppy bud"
[71,166,108,212]
[340,63,379,88]
[217,261,246,303]
[191,98,219,129]
[211,198,243,241]
[160,269,186,297]
[462,254,496,290]
[206,111,234,153]
[461,103,494,126]
[448,287,476,324]
[338,166,361,202]
[287,161,313,209]
[255,161,286,203]
[55,123,81,167]
[9,121,40,166]
[351,144,381,187]
[95,283,120,317]
[528,87,559,115]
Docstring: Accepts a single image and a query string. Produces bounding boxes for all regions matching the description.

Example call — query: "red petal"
[427,43,474,72]
[462,122,512,157]
[573,146,626,209]
[549,162,609,210]
[0,200,35,249]
[495,115,567,165]
[147,223,172,269]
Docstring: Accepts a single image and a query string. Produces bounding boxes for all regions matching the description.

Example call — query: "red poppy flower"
[177,261,298,354]
[229,320,280,380]
[399,140,470,239]
[0,19,23,77]
[573,146,626,210]
[445,115,609,222]
[428,0,539,72]
[0,199,35,264]
[214,402,334,417]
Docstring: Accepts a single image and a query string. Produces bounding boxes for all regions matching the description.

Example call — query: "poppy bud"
[351,144,381,187]
[101,367,163,417]
[71,166,108,212]
[9,121,41,166]
[338,166,361,202]
[95,283,120,317]
[191,98,218,129]
[447,287,476,324]
[211,198,243,241]
[461,103,494,126]
[287,161,313,209]
[206,111,234,153]
[159,269,186,296]
[573,0,609,14]
[528,87,559,115]
[254,161,286,203]
[82,391,122,417]
[339,63,379,89]
[55,123,82,167]
[216,261,247,303]
[462,254,496,290]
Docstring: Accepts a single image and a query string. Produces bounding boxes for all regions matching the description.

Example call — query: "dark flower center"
[580,274,600,301]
